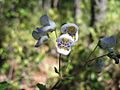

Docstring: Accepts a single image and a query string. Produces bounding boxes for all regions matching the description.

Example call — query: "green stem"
[54,29,61,76]
[86,42,98,61]
[59,54,61,77]
[84,53,111,66]
[66,53,71,74]
[54,29,58,39]
[50,79,61,90]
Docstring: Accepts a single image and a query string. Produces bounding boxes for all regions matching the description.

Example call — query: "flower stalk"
[86,42,99,61]
[84,52,112,66]
[59,54,61,77]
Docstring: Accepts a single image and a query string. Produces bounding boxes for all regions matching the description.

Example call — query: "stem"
[86,42,98,61]
[54,29,58,39]
[59,54,61,77]
[8,66,13,79]
[54,29,61,76]
[66,53,71,73]
[84,53,110,66]
[50,79,61,90]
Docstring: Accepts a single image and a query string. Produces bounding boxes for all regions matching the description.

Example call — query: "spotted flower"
[61,23,78,42]
[56,34,75,55]
[98,36,116,52]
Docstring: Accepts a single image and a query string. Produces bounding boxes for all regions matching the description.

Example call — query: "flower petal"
[32,31,41,40]
[56,34,75,55]
[49,20,56,30]
[74,31,78,42]
[61,23,79,41]
[99,36,116,51]
[40,15,50,26]
[36,27,47,36]
[35,35,48,47]
[40,15,56,32]
[42,21,56,32]
[57,47,71,55]
[57,34,75,46]
[61,23,78,34]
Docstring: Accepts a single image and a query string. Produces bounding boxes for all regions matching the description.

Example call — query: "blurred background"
[0,0,120,90]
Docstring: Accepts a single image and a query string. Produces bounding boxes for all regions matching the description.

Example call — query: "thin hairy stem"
[86,42,98,61]
[54,29,58,39]
[59,54,61,77]
[50,79,61,90]
[66,53,71,74]
[84,53,111,66]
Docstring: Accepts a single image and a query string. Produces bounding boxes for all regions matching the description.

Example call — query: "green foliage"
[37,83,46,90]
[54,67,59,74]
[0,0,120,90]
[0,81,9,90]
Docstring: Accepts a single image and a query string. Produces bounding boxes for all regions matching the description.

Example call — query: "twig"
[59,54,62,77]
[84,53,111,66]
[66,53,71,73]
[54,29,58,39]
[8,66,14,79]
[86,42,98,61]
[50,79,61,90]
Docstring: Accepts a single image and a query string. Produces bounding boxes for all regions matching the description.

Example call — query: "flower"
[32,28,47,40]
[56,34,75,55]
[32,28,49,47]
[32,30,41,40]
[61,23,79,42]
[32,15,56,47]
[40,15,56,32]
[35,35,48,47]
[98,36,116,52]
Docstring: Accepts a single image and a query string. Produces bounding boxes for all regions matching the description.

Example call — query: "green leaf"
[0,81,9,90]
[54,67,59,74]
[36,83,46,90]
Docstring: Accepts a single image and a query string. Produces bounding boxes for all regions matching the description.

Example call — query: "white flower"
[99,36,116,52]
[35,35,48,47]
[56,34,75,55]
[61,23,79,42]
[40,15,56,32]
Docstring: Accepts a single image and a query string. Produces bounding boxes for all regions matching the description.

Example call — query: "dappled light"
[0,0,120,90]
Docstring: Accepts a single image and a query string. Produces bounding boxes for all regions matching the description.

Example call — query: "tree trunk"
[74,0,82,24]
[42,0,51,11]
[51,0,59,8]
[90,0,107,28]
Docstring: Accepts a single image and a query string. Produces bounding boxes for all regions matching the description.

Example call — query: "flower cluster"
[56,24,79,55]
[32,15,56,47]
[32,15,119,64]
[98,36,116,52]
[32,15,78,55]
